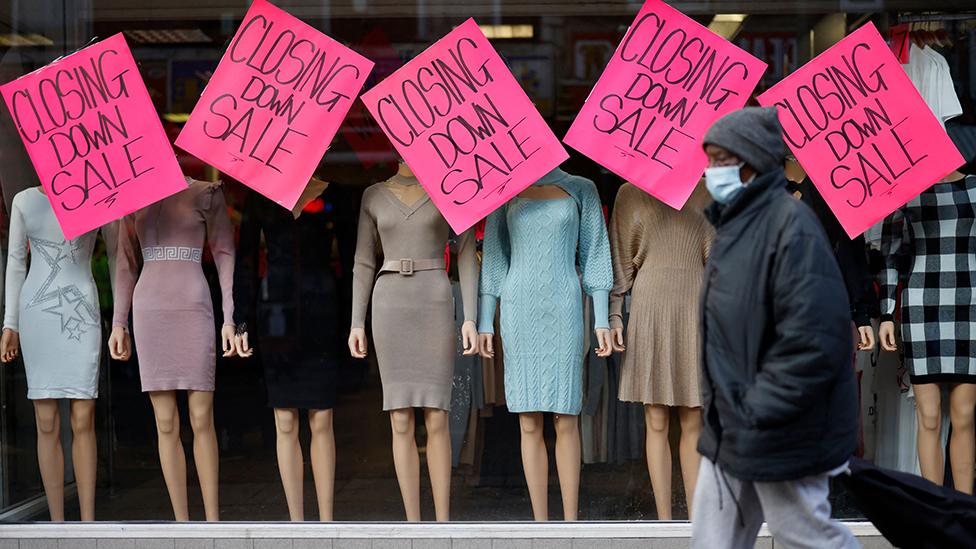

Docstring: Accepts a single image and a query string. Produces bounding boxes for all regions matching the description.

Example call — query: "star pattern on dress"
[26,236,83,308]
[40,286,99,341]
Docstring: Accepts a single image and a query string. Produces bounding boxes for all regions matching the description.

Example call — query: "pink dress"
[112,180,235,392]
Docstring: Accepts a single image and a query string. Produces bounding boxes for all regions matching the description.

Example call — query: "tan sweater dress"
[609,183,714,407]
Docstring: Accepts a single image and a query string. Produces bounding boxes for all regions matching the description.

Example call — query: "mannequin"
[108,176,248,520]
[608,182,713,519]
[879,168,975,494]
[0,185,105,521]
[234,176,339,521]
[479,167,613,521]
[349,161,479,521]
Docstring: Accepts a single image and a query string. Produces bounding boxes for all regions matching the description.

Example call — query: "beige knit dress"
[610,183,714,407]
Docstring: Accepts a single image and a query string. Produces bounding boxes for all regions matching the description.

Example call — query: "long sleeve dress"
[351,177,478,411]
[609,183,713,407]
[4,188,101,399]
[112,179,235,392]
[478,168,613,416]
[234,187,341,410]
[880,175,976,384]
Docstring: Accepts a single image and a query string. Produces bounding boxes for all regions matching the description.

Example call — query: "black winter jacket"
[698,170,858,482]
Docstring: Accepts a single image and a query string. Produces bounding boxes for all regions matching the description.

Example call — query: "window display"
[0,0,972,527]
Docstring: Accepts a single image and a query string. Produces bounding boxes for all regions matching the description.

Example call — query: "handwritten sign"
[889,24,910,64]
[176,0,373,210]
[564,0,766,209]
[0,33,186,239]
[758,23,963,238]
[360,18,568,233]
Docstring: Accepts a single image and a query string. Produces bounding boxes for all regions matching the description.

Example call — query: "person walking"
[691,107,860,549]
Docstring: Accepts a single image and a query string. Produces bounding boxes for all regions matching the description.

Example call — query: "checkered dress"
[880,175,976,383]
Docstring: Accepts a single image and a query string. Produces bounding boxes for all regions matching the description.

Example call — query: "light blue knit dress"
[478,168,613,415]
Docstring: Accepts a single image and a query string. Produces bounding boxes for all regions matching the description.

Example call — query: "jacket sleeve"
[741,218,853,428]
[608,185,642,332]
[879,208,909,322]
[577,181,614,330]
[233,192,261,327]
[350,189,379,330]
[206,185,236,327]
[478,207,510,334]
[3,195,26,332]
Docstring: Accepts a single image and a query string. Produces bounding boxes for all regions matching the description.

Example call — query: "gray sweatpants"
[691,458,860,549]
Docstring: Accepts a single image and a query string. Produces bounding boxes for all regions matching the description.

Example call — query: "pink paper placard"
[176,0,374,210]
[360,18,568,234]
[563,0,767,209]
[758,23,964,238]
[0,33,186,240]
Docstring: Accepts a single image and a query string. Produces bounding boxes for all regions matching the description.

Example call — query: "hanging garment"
[903,44,963,129]
[113,180,235,392]
[351,176,478,411]
[479,168,613,416]
[609,183,713,407]
[4,188,101,399]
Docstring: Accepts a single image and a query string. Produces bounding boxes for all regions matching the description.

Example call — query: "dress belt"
[379,258,445,276]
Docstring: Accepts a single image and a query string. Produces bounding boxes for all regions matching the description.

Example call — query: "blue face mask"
[705,163,745,204]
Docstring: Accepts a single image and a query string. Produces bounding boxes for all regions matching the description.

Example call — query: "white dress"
[3,188,101,399]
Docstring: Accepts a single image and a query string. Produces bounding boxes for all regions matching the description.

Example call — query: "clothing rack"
[898,13,976,23]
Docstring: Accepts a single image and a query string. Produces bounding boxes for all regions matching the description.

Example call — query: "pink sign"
[564,0,767,209]
[360,18,568,234]
[0,33,186,239]
[758,23,964,238]
[177,0,374,210]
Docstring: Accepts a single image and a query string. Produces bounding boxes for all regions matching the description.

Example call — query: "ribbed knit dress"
[610,183,713,407]
[479,168,613,416]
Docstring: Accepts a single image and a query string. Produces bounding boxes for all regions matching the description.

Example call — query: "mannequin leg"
[389,408,421,521]
[553,413,580,521]
[187,391,219,521]
[677,407,702,517]
[69,399,97,521]
[644,404,673,520]
[33,399,64,521]
[274,408,304,521]
[948,384,976,494]
[913,383,944,485]
[423,408,451,521]
[308,409,335,521]
[148,391,189,521]
[519,412,548,521]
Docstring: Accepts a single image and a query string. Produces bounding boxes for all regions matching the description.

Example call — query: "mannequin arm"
[350,190,379,331]
[3,194,27,333]
[111,215,140,329]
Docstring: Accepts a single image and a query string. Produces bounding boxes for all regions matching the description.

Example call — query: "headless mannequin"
[347,162,479,521]
[879,170,975,495]
[479,184,613,521]
[0,185,97,521]
[237,176,334,522]
[106,176,249,521]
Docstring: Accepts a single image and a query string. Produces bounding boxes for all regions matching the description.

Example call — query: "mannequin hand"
[234,331,253,358]
[857,325,876,351]
[478,333,494,359]
[220,325,238,357]
[879,321,897,352]
[610,327,626,353]
[348,328,368,359]
[108,326,131,361]
[1,329,20,363]
[461,320,479,356]
[595,328,613,358]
